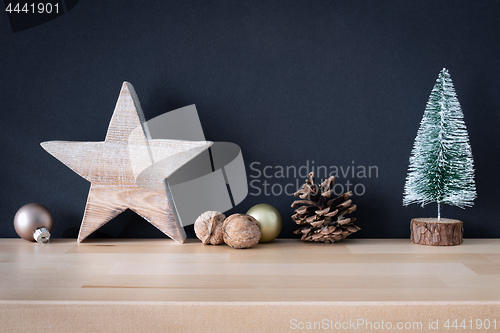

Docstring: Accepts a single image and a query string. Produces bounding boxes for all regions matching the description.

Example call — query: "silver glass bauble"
[14,203,53,244]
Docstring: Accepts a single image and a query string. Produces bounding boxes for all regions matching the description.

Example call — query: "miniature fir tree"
[403,68,476,220]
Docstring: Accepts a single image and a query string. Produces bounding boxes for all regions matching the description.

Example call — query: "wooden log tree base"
[410,218,463,246]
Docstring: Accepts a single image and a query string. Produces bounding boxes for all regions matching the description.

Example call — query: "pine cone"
[291,172,360,243]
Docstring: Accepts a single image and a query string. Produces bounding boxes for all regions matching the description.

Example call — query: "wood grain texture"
[1,238,499,332]
[411,218,463,246]
[41,82,212,243]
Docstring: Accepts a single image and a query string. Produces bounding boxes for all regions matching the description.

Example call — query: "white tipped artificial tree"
[403,68,476,245]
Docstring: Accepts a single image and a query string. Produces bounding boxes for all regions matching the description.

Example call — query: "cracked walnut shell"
[223,214,261,249]
[194,211,226,245]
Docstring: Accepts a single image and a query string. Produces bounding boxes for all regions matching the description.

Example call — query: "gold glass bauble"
[246,204,282,243]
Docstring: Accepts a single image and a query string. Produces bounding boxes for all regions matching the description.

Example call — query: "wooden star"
[41,82,212,243]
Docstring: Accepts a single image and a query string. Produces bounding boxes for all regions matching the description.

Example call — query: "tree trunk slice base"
[410,218,463,246]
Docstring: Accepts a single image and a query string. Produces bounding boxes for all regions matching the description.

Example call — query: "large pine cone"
[292,172,360,242]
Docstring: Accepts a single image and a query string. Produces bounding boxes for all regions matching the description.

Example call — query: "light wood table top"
[1,238,499,332]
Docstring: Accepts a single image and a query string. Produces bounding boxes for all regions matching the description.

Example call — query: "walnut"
[223,214,261,249]
[194,211,225,245]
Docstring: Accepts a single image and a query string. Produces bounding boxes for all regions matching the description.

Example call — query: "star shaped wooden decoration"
[41,82,212,243]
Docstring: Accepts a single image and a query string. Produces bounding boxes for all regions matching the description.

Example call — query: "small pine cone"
[291,172,360,243]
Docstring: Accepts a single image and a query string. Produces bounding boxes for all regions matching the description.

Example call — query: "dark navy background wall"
[1,0,499,239]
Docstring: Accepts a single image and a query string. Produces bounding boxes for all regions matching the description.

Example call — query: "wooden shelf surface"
[1,238,499,332]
